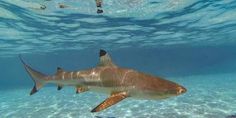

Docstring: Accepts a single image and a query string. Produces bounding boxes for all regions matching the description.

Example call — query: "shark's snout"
[176,86,187,95]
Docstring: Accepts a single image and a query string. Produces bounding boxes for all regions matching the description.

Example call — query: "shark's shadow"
[95,116,116,118]
[226,114,236,118]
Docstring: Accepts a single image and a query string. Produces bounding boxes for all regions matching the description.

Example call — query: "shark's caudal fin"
[19,55,47,95]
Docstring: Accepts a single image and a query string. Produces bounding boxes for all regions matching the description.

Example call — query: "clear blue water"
[1,0,236,118]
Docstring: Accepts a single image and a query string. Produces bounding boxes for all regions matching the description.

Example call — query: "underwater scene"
[1,0,236,118]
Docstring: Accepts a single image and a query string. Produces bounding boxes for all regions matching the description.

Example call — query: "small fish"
[20,49,187,112]
[28,4,46,11]
[95,0,103,14]
[58,3,68,9]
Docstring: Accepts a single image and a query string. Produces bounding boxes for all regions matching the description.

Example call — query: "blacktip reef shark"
[20,49,187,112]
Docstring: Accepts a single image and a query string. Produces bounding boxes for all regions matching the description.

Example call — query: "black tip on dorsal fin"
[30,85,38,95]
[100,49,107,57]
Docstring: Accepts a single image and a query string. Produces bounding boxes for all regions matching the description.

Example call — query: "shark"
[20,49,187,112]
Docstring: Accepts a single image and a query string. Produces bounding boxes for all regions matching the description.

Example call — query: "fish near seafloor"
[20,49,187,112]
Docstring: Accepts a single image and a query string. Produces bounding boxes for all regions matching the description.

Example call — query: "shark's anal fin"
[91,91,128,112]
[57,85,63,90]
[76,86,88,94]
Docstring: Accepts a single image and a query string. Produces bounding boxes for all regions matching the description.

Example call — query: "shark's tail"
[19,55,48,95]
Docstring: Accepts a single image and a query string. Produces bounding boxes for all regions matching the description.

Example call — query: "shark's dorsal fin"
[97,49,117,67]
[57,67,63,73]
[56,67,64,74]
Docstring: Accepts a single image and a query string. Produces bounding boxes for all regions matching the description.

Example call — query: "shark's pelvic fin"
[97,49,117,67]
[57,85,63,90]
[91,91,128,112]
[76,86,89,94]
[19,55,47,95]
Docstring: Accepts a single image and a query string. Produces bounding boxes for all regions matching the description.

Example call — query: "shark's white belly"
[49,77,172,100]
[88,85,172,100]
[88,86,134,94]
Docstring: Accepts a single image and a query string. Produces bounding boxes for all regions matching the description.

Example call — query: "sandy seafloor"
[1,73,235,118]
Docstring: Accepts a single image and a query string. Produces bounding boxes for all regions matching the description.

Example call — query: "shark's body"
[20,49,186,112]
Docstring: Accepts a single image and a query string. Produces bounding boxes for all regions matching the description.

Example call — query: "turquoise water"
[1,0,236,118]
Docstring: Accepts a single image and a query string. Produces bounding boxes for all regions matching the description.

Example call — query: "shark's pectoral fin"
[91,91,128,112]
[76,86,89,94]
[57,85,63,90]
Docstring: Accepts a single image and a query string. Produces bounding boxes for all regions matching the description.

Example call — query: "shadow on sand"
[226,114,236,118]
[95,116,116,118]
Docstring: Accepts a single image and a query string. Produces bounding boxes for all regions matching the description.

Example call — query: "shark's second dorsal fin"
[97,49,117,67]
[57,67,64,73]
